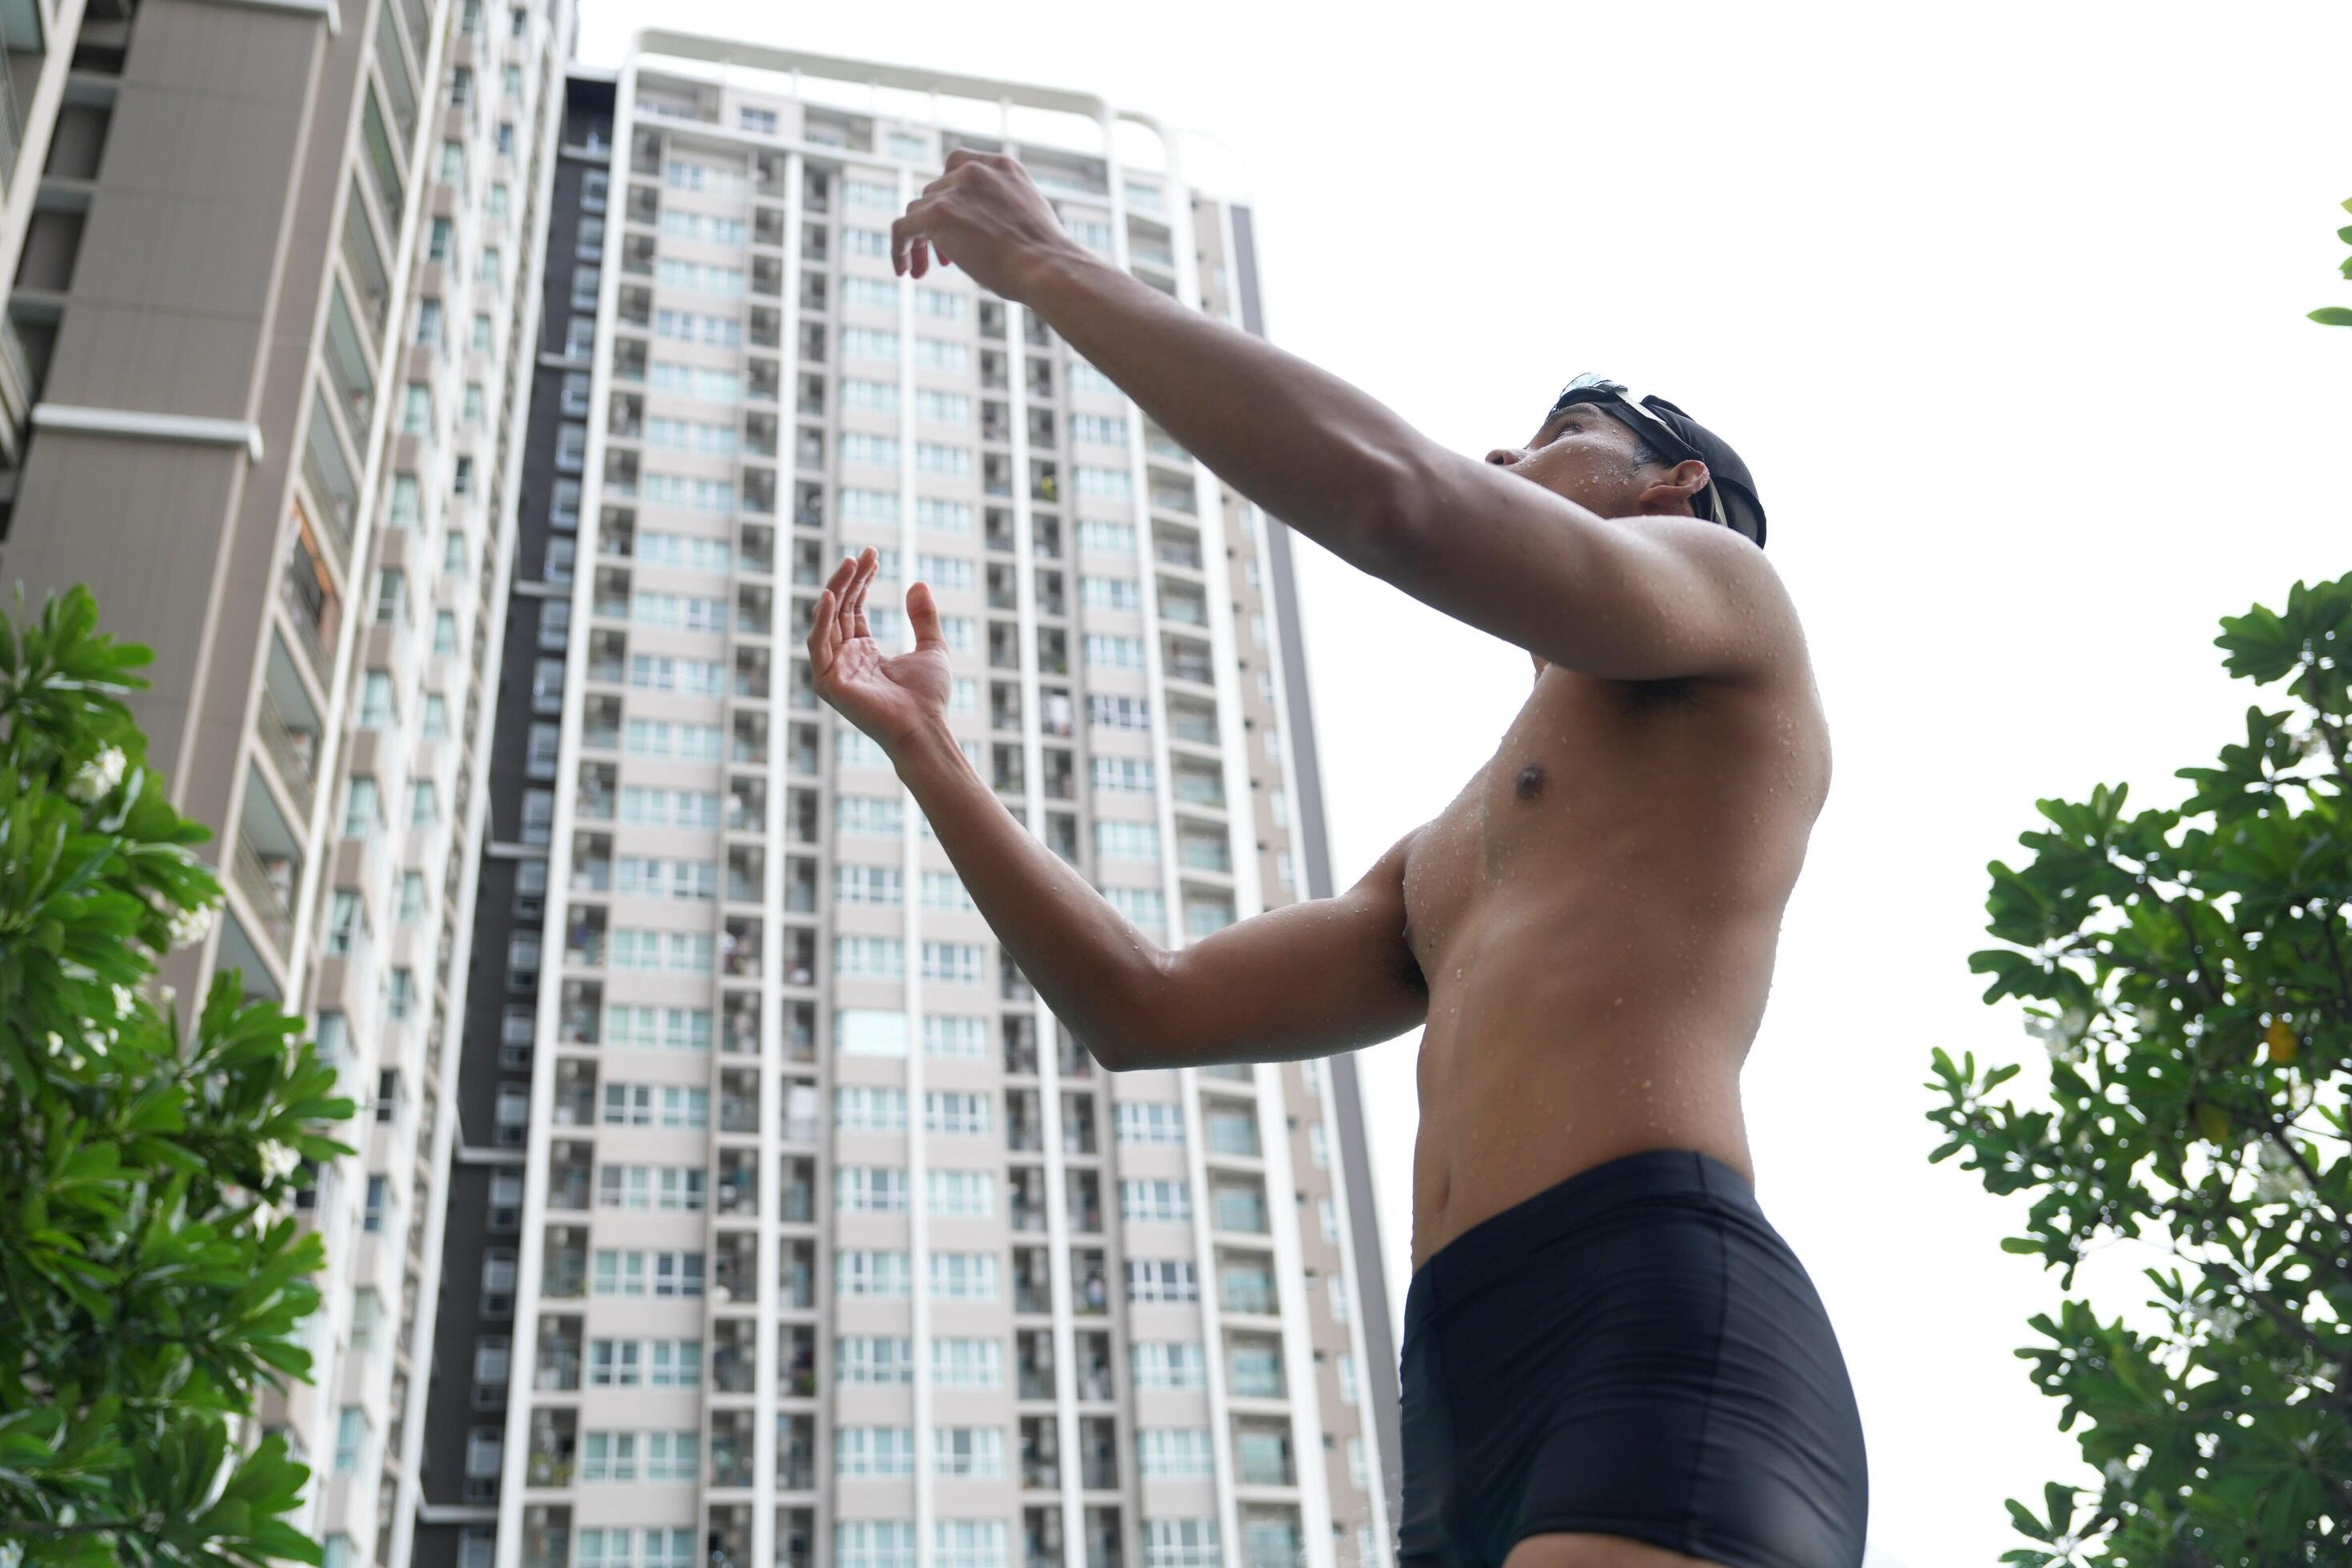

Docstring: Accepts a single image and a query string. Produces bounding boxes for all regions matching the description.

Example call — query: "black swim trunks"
[1395,1149,1867,1566]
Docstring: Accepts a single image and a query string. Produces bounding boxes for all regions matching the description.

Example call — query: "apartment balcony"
[775,1434,815,1494]
[1234,1430,1295,1488]
[1154,534,1204,571]
[711,1340,754,1396]
[1014,1274,1051,1317]
[254,646,322,820]
[1205,1110,1262,1158]
[1003,1017,1038,1075]
[714,1236,758,1306]
[521,1510,570,1568]
[715,1151,759,1218]
[779,1243,815,1310]
[231,762,303,956]
[542,1243,587,1301]
[1159,586,1209,626]
[1074,1256,1109,1316]
[534,1332,582,1393]
[1179,834,1231,873]
[1221,1264,1276,1317]
[1214,1186,1270,1235]
[1174,768,1226,810]
[710,1424,754,1489]
[1006,1106,1042,1154]
[1009,1191,1048,1234]
[526,1410,577,1490]
[1168,706,1218,746]
[546,1142,593,1212]
[279,530,340,678]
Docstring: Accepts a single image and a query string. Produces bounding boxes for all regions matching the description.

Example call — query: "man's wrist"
[1009,240,1110,313]
[882,715,965,780]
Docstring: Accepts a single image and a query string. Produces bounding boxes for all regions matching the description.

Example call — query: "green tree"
[2310,193,2352,329]
[0,586,355,1568]
[1929,574,2352,1564]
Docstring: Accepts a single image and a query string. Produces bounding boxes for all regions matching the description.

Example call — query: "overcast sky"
[578,5,2352,1560]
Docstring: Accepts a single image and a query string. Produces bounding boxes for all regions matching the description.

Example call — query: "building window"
[362,1176,390,1233]
[462,1429,502,1502]
[494,1083,529,1146]
[332,1406,368,1474]
[472,1336,510,1404]
[488,1168,525,1230]
[481,1248,517,1318]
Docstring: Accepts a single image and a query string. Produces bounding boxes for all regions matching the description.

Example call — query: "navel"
[1514,762,1544,801]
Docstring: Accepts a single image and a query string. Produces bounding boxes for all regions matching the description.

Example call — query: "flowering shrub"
[0,586,355,1567]
[1930,574,2352,1563]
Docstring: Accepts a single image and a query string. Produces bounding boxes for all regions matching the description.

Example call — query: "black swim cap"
[1549,376,1768,549]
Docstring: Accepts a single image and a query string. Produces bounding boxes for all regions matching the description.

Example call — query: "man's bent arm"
[885,715,1161,1066]
[1014,247,1425,574]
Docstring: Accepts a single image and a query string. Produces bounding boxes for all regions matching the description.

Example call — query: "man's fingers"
[808,587,827,675]
[909,236,930,279]
[943,146,985,174]
[835,555,863,645]
[907,580,947,651]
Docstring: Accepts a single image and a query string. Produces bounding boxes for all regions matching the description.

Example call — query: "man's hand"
[890,148,1097,303]
[807,546,954,760]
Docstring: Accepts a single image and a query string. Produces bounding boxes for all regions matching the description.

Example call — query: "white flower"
[112,983,135,1018]
[46,1031,64,1057]
[247,1199,283,1236]
[66,745,126,804]
[82,1025,108,1058]
[167,902,218,949]
[257,1138,299,1182]
[2102,1458,2133,1487]
[2,1534,26,1568]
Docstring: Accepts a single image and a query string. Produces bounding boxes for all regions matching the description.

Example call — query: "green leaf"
[2307,306,2352,325]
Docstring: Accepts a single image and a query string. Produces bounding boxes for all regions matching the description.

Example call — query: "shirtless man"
[806,150,1866,1568]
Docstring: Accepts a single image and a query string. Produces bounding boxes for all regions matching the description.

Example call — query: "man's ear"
[1638,458,1710,515]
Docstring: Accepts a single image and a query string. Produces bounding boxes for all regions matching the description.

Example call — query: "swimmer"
[808,150,1862,1568]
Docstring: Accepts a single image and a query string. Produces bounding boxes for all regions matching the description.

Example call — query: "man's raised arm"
[892,151,1436,581]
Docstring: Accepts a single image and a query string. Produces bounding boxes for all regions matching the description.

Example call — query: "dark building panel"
[412,71,614,1568]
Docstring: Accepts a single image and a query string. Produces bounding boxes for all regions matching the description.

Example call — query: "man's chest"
[1397,672,1750,970]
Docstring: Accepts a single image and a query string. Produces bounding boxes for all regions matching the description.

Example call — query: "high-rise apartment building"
[0,0,574,1561]
[431,34,1402,1568]
[0,0,128,500]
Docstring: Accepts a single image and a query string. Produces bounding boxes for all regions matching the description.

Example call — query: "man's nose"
[1486,447,1522,467]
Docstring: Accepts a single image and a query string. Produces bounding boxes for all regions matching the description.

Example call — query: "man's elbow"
[1355,448,1437,573]
[1090,948,1172,1072]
